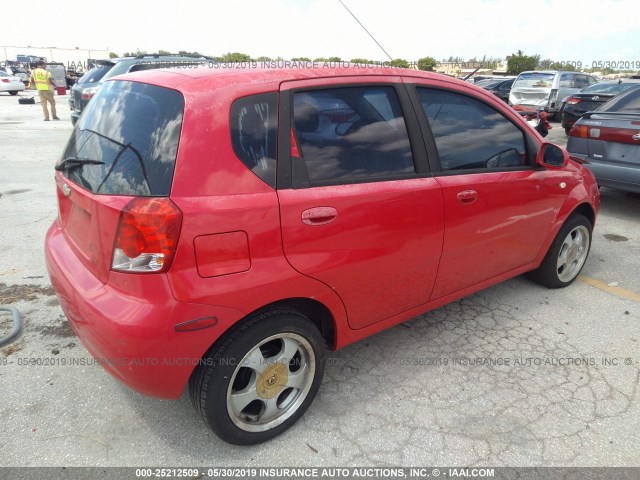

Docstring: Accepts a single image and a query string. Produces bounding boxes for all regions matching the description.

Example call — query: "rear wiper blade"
[55,157,104,171]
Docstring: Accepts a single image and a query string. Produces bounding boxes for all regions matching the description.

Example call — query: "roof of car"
[597,79,640,84]
[114,65,473,95]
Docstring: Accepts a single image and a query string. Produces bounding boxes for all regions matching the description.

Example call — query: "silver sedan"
[0,70,26,95]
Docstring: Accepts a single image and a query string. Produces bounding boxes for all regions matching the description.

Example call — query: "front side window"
[417,88,528,171]
[292,86,415,185]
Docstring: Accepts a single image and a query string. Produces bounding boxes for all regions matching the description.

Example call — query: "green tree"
[178,50,203,57]
[291,57,311,61]
[350,58,371,64]
[255,56,272,62]
[220,52,252,63]
[158,49,171,55]
[314,57,328,62]
[326,56,342,62]
[507,51,539,75]
[417,56,437,71]
[538,58,553,69]
[548,61,577,71]
[389,58,410,68]
[108,52,118,59]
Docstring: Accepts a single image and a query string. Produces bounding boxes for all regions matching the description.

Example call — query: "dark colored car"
[478,78,515,103]
[68,54,209,125]
[562,79,640,134]
[69,64,114,125]
[45,66,599,445]
[567,85,640,193]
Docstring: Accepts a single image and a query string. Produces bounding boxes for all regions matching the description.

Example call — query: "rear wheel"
[189,308,326,445]
[9,91,18,96]
[528,214,592,288]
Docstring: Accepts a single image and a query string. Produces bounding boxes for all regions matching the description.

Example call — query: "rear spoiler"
[582,111,640,119]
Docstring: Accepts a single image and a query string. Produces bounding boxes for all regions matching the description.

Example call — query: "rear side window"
[292,86,415,185]
[230,93,278,188]
[60,80,184,196]
[418,88,528,171]
[559,73,576,87]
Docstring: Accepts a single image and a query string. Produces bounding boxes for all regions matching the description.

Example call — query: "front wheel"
[9,91,18,96]
[189,308,326,445]
[528,214,592,288]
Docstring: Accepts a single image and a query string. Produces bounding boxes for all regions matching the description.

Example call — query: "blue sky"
[4,0,640,65]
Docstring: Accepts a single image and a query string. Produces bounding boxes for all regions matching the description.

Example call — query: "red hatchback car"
[45,66,599,444]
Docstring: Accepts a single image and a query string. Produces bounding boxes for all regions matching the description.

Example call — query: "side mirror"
[537,143,568,169]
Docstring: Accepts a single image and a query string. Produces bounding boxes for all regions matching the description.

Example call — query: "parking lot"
[0,90,639,467]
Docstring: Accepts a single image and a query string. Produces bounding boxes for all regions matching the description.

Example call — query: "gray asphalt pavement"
[0,91,638,467]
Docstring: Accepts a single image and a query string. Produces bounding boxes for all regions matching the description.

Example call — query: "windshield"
[59,80,184,196]
[513,72,555,88]
[581,82,640,95]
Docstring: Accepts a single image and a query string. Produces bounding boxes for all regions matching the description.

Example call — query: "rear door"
[408,82,568,299]
[277,77,444,330]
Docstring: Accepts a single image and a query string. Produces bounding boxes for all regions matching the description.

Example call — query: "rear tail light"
[566,97,581,105]
[81,86,99,101]
[570,125,589,138]
[112,198,182,273]
[1,79,9,83]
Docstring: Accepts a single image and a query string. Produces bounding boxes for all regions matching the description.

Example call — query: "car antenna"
[464,55,486,81]
[337,0,394,62]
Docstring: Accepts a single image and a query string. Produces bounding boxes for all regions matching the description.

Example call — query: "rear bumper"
[45,222,244,399]
[585,161,640,194]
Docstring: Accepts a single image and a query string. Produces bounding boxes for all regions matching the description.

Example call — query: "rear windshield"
[513,72,555,89]
[59,80,184,196]
[599,86,640,113]
[78,66,112,84]
[582,82,640,95]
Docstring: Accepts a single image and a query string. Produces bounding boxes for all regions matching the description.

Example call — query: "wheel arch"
[191,297,337,382]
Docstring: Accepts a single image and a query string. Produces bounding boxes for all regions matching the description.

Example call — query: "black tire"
[9,91,18,96]
[527,214,592,288]
[189,308,326,445]
[564,127,572,135]
[553,105,564,122]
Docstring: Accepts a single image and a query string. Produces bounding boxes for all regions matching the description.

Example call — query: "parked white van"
[509,71,598,118]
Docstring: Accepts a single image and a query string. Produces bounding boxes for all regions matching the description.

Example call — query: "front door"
[410,83,565,299]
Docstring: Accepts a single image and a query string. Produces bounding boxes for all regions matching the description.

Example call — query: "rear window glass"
[78,66,112,84]
[513,73,555,88]
[600,86,640,113]
[59,80,184,196]
[582,82,640,95]
[230,93,278,188]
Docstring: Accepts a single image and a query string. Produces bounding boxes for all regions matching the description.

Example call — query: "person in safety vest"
[29,61,60,121]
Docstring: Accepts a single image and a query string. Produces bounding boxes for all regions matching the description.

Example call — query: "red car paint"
[45,66,599,399]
